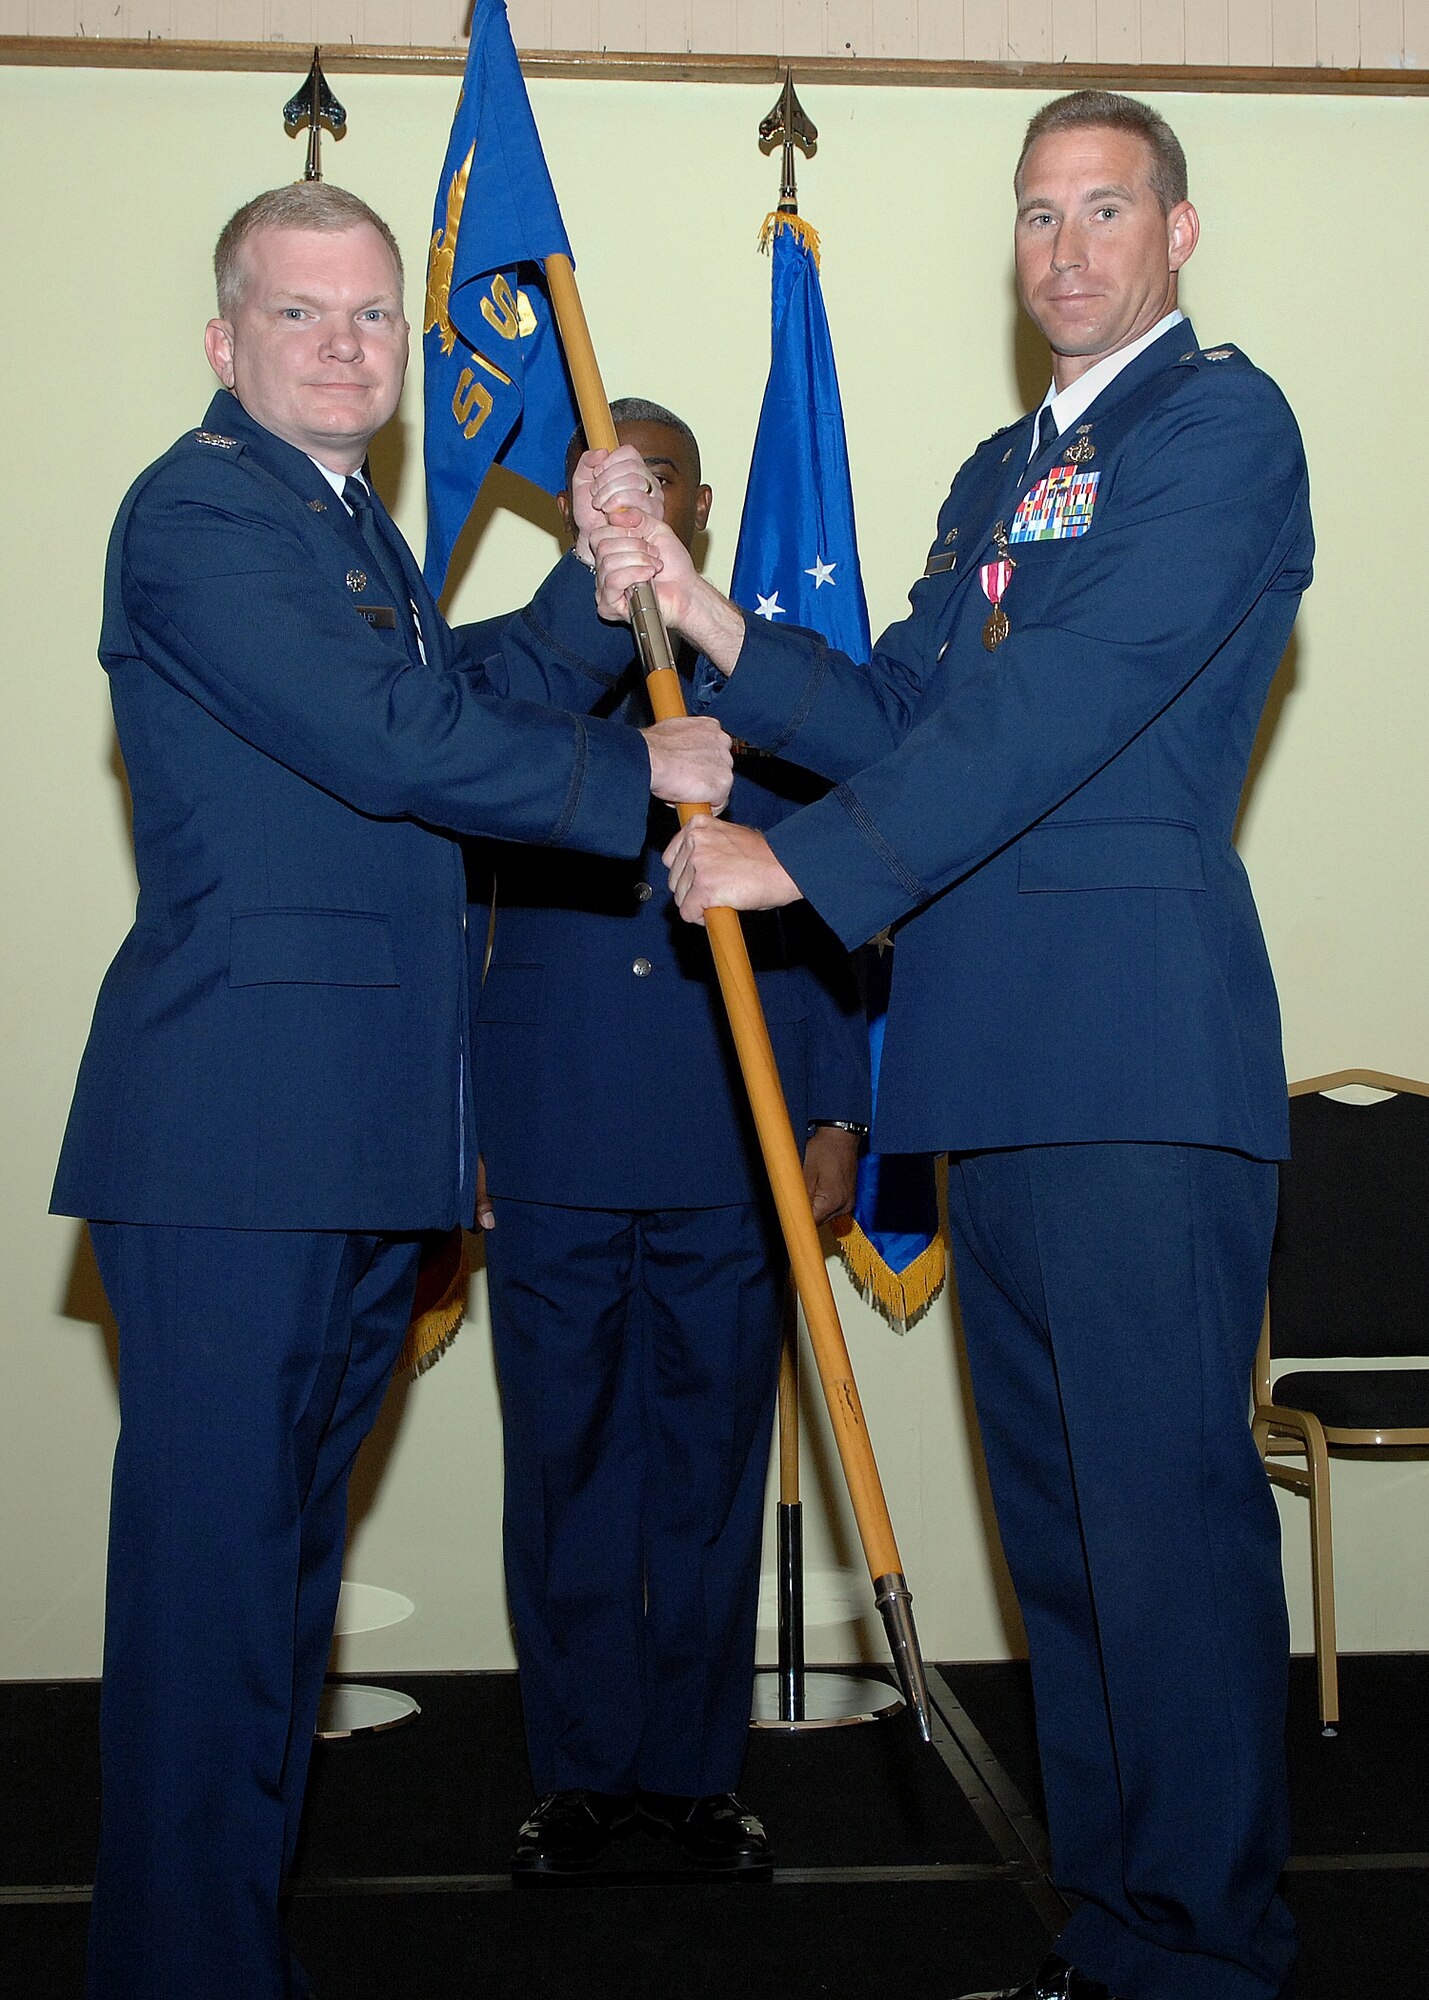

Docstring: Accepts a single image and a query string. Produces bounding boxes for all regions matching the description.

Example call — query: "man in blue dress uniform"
[468,399,869,1878]
[50,184,732,2000]
[591,93,1310,2000]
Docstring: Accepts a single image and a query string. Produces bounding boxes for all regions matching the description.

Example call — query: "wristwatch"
[807,1120,869,1136]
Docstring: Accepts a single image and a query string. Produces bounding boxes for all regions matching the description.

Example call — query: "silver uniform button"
[632,957,652,977]
[635,882,653,903]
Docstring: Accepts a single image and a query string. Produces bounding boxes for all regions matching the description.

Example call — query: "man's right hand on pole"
[640,716,734,814]
[588,509,746,678]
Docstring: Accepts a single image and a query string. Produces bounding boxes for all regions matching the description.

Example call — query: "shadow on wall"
[365,414,408,522]
[428,459,564,614]
[60,1222,120,1399]
[345,1226,489,1547]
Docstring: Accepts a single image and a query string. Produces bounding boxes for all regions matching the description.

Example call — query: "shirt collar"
[308,458,366,510]
[1032,308,1185,451]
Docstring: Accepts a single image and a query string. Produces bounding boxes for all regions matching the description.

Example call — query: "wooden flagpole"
[543,252,931,1741]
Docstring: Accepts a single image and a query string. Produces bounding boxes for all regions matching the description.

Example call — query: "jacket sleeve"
[733,758,871,1127]
[728,370,1310,946]
[115,466,652,859]
[449,552,641,714]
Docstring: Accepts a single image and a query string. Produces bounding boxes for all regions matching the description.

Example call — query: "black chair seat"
[1271,1368,1429,1432]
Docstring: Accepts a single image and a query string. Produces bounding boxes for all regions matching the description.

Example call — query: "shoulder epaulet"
[1176,343,1249,370]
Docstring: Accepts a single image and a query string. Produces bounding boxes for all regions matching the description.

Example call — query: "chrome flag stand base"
[750,1499,905,1731]
[750,1668,904,1730]
[315,1681,421,1741]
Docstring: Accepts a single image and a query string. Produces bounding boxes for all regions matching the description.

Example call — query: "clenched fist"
[640,716,735,815]
[662,815,802,923]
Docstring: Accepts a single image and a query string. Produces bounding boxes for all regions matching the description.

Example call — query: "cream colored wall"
[2,66,1425,1679]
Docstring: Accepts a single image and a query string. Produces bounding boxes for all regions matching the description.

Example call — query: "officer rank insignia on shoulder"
[1009,464,1099,544]
[193,430,238,449]
[1202,346,1237,362]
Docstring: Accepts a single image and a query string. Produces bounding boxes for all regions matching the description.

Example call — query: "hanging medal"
[980,562,1012,650]
[980,522,1016,652]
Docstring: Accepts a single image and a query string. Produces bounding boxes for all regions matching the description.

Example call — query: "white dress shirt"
[1028,308,1185,460]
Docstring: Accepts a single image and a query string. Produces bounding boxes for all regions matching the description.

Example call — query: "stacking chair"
[1253,1070,1429,1734]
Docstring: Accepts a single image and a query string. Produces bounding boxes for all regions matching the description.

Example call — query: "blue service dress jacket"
[462,622,871,1209]
[50,390,652,1234]
[701,324,1313,1162]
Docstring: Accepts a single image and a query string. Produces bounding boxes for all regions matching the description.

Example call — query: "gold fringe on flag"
[758,209,821,267]
[397,1225,470,1374]
[833,1217,946,1337]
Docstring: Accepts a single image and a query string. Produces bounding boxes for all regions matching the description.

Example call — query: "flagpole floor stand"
[749,1668,904,1731]
[315,1682,422,1741]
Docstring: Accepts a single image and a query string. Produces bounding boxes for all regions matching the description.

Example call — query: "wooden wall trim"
[3,36,1428,94]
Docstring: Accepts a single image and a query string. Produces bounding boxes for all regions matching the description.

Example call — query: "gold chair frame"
[1252,1069,1429,1734]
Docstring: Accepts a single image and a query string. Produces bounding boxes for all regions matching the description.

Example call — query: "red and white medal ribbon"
[979,559,1014,652]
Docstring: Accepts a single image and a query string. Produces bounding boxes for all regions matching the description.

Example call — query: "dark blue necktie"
[1036,403,1059,457]
[342,476,415,643]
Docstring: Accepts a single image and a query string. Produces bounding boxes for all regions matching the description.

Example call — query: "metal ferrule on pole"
[873,1573,932,1743]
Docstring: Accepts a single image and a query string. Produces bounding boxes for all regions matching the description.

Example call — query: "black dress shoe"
[637,1790,773,1877]
[957,1954,1123,2000]
[512,1789,635,1878]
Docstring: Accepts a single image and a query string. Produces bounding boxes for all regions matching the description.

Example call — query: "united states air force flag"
[730,213,946,1332]
[421,0,579,595]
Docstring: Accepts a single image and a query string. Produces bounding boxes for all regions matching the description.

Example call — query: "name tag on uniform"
[356,605,399,630]
[923,550,958,576]
[1009,465,1100,544]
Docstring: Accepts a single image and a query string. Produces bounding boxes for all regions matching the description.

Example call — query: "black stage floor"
[4,1656,1427,1995]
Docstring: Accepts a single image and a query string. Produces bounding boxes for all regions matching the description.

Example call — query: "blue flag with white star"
[730,215,945,1332]
[421,0,580,595]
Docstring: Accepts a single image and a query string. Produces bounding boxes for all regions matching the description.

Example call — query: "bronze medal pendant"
[979,546,1015,652]
[983,605,1009,652]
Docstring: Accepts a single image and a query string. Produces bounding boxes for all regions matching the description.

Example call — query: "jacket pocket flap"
[1018,819,1206,893]
[229,909,399,987]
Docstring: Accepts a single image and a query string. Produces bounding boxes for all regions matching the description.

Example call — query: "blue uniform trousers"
[946,1144,1296,2000]
[86,1224,423,2000]
[485,1196,785,1798]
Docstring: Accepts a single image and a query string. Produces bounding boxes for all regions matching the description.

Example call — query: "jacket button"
[635,882,653,902]
[632,957,652,977]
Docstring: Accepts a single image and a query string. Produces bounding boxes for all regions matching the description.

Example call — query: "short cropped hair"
[214,184,405,316]
[563,396,702,489]
[1016,90,1188,215]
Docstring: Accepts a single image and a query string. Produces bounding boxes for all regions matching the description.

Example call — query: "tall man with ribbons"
[592,90,1311,2000]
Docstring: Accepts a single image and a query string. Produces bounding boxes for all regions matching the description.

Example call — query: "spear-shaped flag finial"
[758,70,817,214]
[283,48,347,183]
